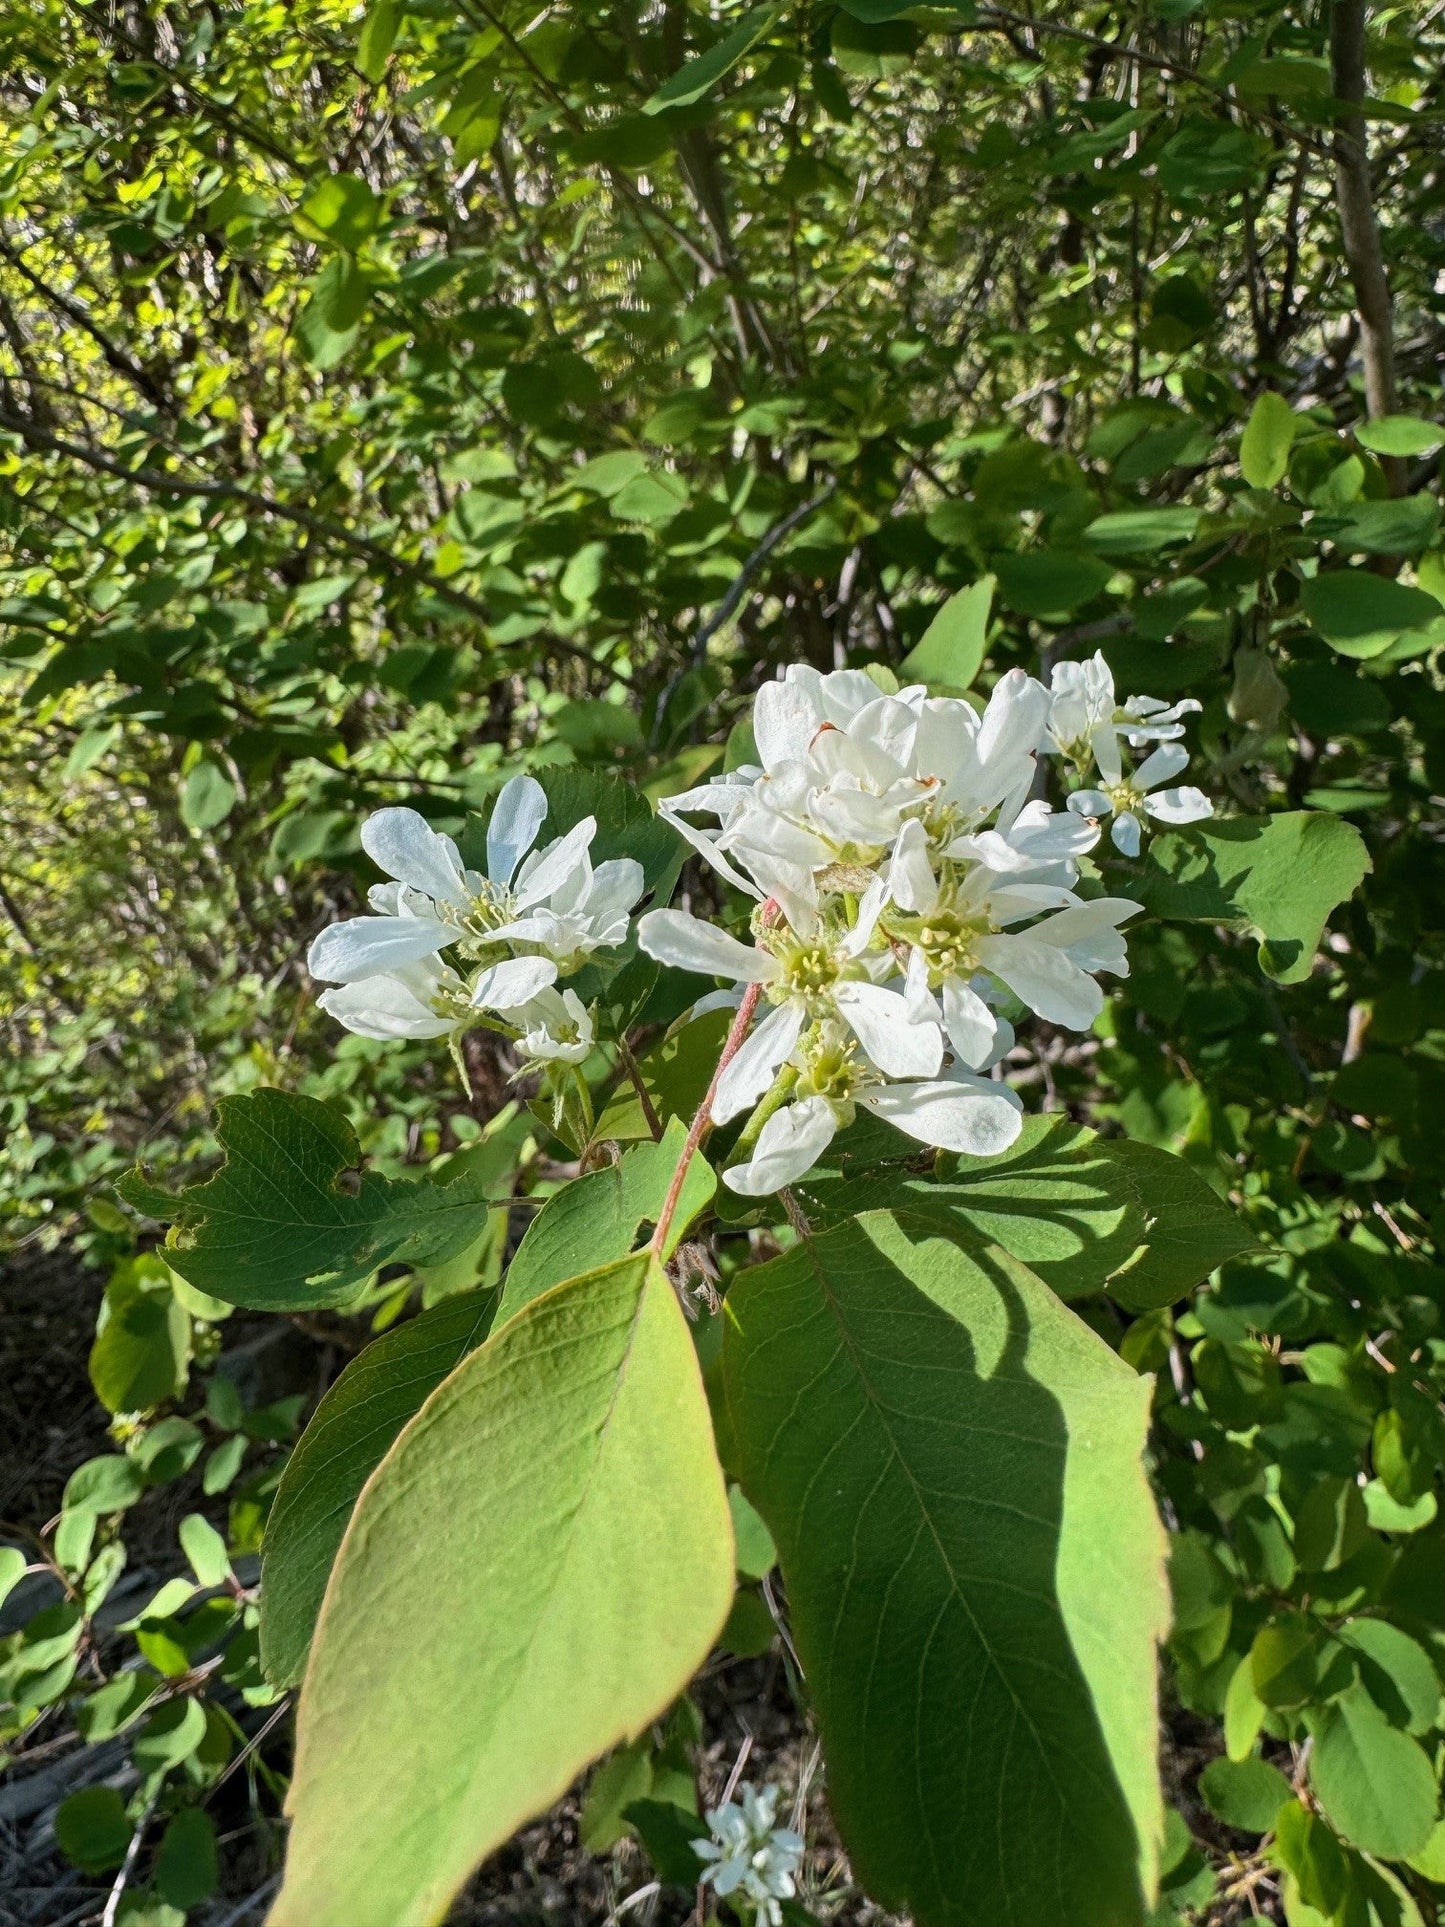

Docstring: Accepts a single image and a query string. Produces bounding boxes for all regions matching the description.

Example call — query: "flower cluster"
[306,776,643,1069]
[305,649,1210,1197]
[693,1782,805,1926]
[639,655,1210,1194]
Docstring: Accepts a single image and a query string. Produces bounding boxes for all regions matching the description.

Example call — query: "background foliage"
[2,0,1443,1921]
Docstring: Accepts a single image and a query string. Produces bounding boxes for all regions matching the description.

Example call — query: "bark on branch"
[1328,0,1402,476]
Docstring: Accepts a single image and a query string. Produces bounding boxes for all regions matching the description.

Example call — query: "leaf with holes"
[120,1091,498,1311]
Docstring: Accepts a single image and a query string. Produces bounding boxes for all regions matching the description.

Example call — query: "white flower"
[694,1783,805,1927]
[307,776,644,996]
[1067,743,1213,857]
[1045,651,1201,785]
[510,986,595,1065]
[637,901,946,1124]
[723,1020,1024,1196]
[883,817,1139,1033]
[315,955,469,1041]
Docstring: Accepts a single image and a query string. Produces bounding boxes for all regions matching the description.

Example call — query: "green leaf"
[723,1211,1168,1927]
[1125,812,1371,984]
[154,1809,219,1909]
[1313,494,1441,557]
[64,1454,145,1513]
[89,1266,190,1413]
[644,7,782,114]
[994,548,1113,620]
[1240,392,1297,489]
[121,1091,499,1311]
[1354,416,1444,459]
[1199,1755,1292,1834]
[792,1115,1253,1306]
[1338,1619,1442,1735]
[294,256,374,369]
[898,576,994,689]
[356,0,400,81]
[1090,1139,1258,1310]
[1309,1686,1439,1860]
[179,759,236,832]
[296,173,383,249]
[259,1288,500,1687]
[55,1786,132,1873]
[271,1253,734,1927]
[496,1118,714,1323]
[1300,570,1441,660]
[1082,508,1201,557]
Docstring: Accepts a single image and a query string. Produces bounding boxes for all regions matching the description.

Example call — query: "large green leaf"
[271,1252,734,1927]
[120,1091,498,1311]
[1124,812,1371,982]
[496,1117,714,1323]
[723,1211,1168,1927]
[792,1116,1254,1306]
[259,1287,501,1688]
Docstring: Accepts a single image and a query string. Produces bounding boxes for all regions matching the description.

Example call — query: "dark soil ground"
[1,1244,1278,1927]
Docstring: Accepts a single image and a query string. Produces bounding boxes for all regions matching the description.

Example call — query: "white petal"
[722,1096,838,1195]
[838,874,889,959]
[713,1000,805,1125]
[859,1073,1024,1156]
[470,955,558,1011]
[658,804,764,902]
[637,909,777,984]
[1133,741,1191,791]
[1145,786,1212,826]
[360,808,469,906]
[975,931,1104,1030]
[1068,789,1112,819]
[942,978,999,1068]
[587,858,645,915]
[1111,812,1143,857]
[512,816,596,909]
[308,914,452,984]
[886,816,938,914]
[485,775,548,887]
[753,678,822,768]
[836,980,943,1078]
[1093,723,1124,787]
[317,964,456,1040]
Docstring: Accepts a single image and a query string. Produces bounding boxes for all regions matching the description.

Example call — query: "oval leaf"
[723,1210,1168,1927]
[270,1252,734,1927]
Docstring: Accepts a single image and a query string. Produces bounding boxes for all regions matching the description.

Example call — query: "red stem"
[650,982,763,1257]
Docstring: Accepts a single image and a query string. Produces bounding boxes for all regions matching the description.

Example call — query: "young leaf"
[271,1252,734,1927]
[120,1091,498,1311]
[644,6,782,114]
[1239,391,1296,489]
[1126,812,1371,984]
[496,1117,714,1323]
[259,1287,500,1687]
[898,576,994,690]
[723,1211,1168,1927]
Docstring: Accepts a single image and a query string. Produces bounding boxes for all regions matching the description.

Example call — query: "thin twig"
[650,984,763,1256]
[100,1793,157,1927]
[616,1036,665,1143]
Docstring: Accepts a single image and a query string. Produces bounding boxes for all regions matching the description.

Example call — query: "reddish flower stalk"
[649,982,763,1258]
